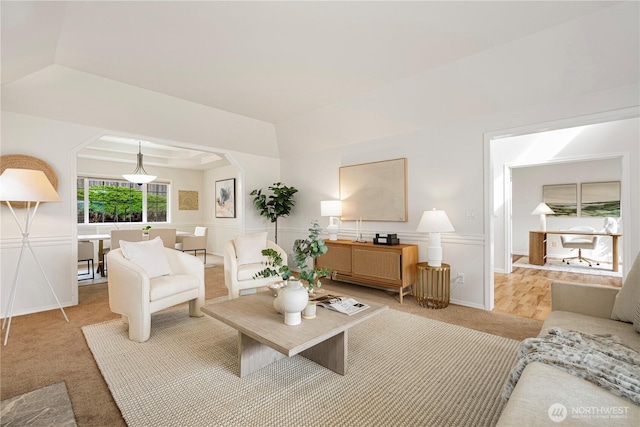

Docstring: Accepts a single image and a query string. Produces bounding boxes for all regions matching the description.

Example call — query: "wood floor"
[493,256,622,321]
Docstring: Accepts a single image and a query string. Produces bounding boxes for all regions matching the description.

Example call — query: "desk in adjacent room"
[529,230,622,272]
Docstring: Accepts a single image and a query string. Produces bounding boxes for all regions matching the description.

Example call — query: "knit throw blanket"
[503,328,640,405]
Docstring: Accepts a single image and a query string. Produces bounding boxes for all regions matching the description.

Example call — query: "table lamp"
[0,168,69,345]
[321,200,342,241]
[531,202,555,231]
[416,209,455,267]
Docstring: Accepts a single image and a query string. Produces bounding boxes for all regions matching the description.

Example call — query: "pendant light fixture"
[123,141,156,184]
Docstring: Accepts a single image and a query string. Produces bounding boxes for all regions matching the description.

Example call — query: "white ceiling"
[78,136,228,171]
[2,1,618,125]
[2,1,623,169]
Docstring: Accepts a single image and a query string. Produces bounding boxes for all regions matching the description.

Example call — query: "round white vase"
[279,278,309,326]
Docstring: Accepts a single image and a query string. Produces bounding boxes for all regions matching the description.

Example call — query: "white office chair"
[560,226,599,267]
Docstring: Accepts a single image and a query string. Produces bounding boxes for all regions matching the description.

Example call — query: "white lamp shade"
[321,200,342,217]
[0,169,61,202]
[122,173,157,184]
[531,203,555,215]
[416,209,455,233]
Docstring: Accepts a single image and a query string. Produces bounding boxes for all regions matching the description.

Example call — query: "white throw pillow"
[234,232,268,266]
[120,236,172,279]
[611,252,640,323]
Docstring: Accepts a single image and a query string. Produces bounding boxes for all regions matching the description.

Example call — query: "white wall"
[512,158,622,260]
[205,165,240,255]
[0,111,279,318]
[276,3,640,309]
[493,117,639,273]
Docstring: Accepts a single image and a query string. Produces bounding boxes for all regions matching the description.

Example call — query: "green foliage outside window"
[76,180,167,223]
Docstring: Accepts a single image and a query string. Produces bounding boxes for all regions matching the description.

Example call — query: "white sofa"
[498,255,640,426]
[107,246,204,342]
[224,237,287,299]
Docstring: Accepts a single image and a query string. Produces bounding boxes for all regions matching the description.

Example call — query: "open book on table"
[310,294,370,316]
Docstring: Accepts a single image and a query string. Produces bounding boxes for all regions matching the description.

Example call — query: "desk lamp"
[531,203,555,231]
[321,200,342,241]
[417,209,455,267]
[0,168,69,345]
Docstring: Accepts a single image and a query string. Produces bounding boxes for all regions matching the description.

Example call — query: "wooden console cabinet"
[316,240,418,304]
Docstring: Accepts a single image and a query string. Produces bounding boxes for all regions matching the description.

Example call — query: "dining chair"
[175,226,208,263]
[78,241,95,280]
[148,228,177,248]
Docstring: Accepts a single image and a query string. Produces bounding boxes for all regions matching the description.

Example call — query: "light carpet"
[83,306,519,427]
[513,256,621,278]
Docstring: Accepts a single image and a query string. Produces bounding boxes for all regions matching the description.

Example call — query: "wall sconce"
[321,200,342,241]
[416,208,455,267]
[531,202,555,231]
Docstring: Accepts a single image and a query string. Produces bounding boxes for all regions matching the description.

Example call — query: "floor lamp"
[0,168,69,345]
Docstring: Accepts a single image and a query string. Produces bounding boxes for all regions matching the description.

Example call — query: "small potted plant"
[142,225,151,235]
[254,221,330,294]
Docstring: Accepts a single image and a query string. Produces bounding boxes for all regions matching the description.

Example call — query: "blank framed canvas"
[339,158,407,222]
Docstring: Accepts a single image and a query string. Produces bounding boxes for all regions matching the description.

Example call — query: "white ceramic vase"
[278,278,309,326]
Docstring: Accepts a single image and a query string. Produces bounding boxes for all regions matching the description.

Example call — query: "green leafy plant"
[142,225,151,231]
[250,182,298,243]
[293,221,330,292]
[253,221,330,292]
[253,248,293,281]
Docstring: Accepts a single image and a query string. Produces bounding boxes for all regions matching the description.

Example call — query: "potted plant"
[250,182,298,244]
[254,221,330,293]
[142,225,151,235]
[293,221,330,293]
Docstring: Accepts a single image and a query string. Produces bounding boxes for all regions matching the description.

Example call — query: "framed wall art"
[581,181,620,217]
[543,183,577,217]
[178,190,199,210]
[339,158,407,222]
[215,178,235,218]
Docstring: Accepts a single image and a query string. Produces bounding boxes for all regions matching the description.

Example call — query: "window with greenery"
[147,183,168,222]
[77,178,169,224]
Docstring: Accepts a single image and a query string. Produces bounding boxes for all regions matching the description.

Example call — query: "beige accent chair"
[224,236,287,299]
[77,241,94,280]
[107,247,204,342]
[560,226,599,267]
[104,230,143,274]
[175,226,208,263]
[111,229,143,248]
[148,228,177,248]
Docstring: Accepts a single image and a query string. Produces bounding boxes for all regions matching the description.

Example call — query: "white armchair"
[107,247,205,342]
[224,238,288,299]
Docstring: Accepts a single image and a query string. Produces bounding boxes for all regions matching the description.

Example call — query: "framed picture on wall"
[339,158,407,221]
[581,181,620,217]
[215,178,235,218]
[543,183,577,216]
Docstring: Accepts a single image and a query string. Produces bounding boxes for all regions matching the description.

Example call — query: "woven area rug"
[514,256,621,277]
[83,307,519,426]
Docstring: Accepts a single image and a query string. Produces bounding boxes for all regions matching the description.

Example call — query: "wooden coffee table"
[202,291,387,377]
